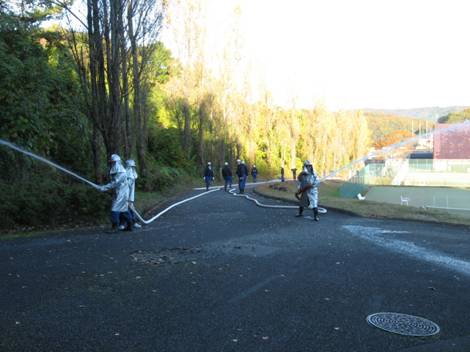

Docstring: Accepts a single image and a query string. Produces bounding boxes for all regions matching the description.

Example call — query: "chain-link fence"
[348,159,470,187]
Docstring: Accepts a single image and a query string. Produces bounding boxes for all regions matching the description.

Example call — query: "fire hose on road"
[1,138,327,225]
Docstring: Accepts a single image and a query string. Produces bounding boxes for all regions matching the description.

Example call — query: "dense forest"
[0,0,417,230]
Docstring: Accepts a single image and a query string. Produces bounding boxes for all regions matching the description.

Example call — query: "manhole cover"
[366,312,440,337]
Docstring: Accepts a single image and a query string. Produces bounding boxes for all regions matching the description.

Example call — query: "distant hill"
[437,108,470,123]
[364,112,433,148]
[362,106,468,122]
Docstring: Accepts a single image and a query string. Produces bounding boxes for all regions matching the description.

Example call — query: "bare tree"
[54,0,164,178]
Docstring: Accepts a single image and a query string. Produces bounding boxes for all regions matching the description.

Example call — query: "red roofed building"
[433,123,470,159]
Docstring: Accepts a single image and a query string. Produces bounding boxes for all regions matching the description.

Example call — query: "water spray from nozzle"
[0,139,101,190]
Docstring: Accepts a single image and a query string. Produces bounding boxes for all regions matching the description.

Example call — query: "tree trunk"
[91,124,102,182]
[182,101,191,158]
[108,0,122,155]
[219,136,226,167]
[139,84,150,176]
[92,0,111,156]
[119,0,131,158]
[128,0,146,176]
[198,102,205,164]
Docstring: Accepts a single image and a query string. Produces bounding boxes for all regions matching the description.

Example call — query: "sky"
[162,0,470,110]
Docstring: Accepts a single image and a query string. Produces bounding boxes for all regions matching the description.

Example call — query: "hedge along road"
[2,187,470,352]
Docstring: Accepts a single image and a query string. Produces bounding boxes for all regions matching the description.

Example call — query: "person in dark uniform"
[291,167,297,180]
[222,162,232,192]
[236,159,248,194]
[251,164,258,183]
[203,162,214,191]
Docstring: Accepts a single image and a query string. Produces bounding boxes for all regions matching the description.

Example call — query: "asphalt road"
[1,188,470,352]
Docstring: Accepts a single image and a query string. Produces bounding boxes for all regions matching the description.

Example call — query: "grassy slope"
[255,180,470,226]
[1,177,204,239]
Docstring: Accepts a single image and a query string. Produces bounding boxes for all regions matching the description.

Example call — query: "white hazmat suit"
[305,167,320,208]
[126,159,138,203]
[101,155,129,212]
[125,159,142,228]
[297,160,320,221]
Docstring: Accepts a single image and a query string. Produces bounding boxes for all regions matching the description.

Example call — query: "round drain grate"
[366,312,440,337]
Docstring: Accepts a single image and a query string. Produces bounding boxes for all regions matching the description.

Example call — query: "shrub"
[0,170,108,231]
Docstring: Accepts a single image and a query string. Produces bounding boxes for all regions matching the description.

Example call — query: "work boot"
[313,208,320,222]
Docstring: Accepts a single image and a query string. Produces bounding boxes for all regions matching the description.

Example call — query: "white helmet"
[110,154,121,162]
[224,162,228,165]
[110,156,125,174]
[303,160,314,174]
[126,159,136,167]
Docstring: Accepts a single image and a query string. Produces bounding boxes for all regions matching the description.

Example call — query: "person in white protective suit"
[126,159,142,229]
[99,154,132,232]
[295,160,320,221]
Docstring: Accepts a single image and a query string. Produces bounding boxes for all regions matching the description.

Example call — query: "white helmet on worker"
[303,160,314,174]
[109,154,125,174]
[110,154,121,162]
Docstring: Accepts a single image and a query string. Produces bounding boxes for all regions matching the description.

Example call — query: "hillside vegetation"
[364,112,431,148]
[364,106,468,121]
[437,108,470,123]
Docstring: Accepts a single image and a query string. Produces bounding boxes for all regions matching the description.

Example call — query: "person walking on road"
[222,162,233,192]
[204,162,215,191]
[291,167,297,181]
[251,164,258,183]
[295,160,320,221]
[236,159,248,194]
[99,154,132,232]
[125,159,142,229]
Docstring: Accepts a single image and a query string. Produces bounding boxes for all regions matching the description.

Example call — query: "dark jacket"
[222,166,232,178]
[251,167,258,177]
[204,167,214,178]
[236,163,248,178]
